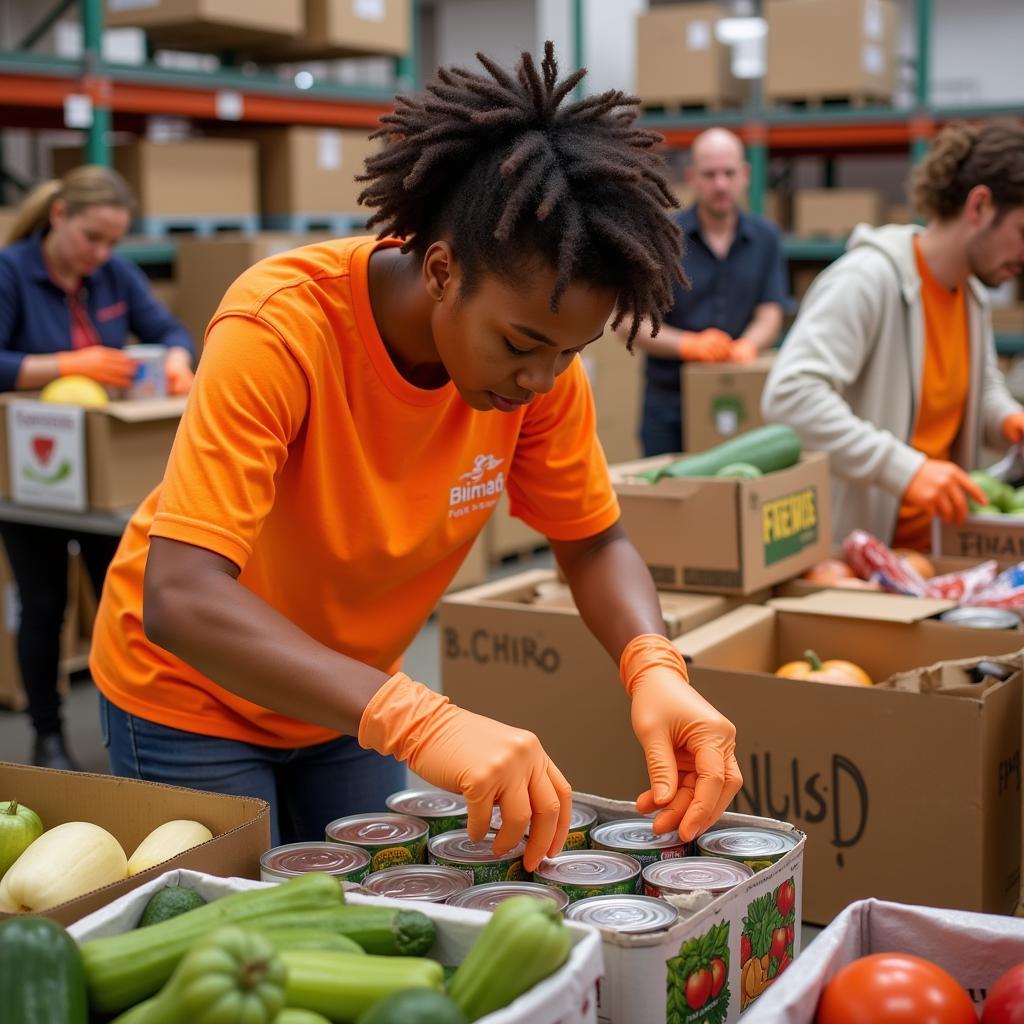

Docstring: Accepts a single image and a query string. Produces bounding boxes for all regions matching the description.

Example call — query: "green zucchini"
[0,916,88,1024]
[260,905,435,956]
[643,424,802,481]
[357,988,468,1024]
[255,927,365,955]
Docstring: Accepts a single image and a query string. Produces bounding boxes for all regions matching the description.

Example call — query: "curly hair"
[357,42,685,343]
[911,121,1024,222]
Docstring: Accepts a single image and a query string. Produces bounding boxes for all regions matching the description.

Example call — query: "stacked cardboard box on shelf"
[251,0,411,59]
[792,188,885,238]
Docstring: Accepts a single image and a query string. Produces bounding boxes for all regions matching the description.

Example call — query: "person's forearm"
[15,354,61,389]
[551,522,666,664]
[739,306,783,351]
[617,320,686,360]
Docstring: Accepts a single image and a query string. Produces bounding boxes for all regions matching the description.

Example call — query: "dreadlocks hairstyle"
[357,42,685,344]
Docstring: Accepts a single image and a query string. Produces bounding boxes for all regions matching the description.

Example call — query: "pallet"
[641,99,741,117]
[135,215,260,238]
[767,93,893,111]
[261,214,370,236]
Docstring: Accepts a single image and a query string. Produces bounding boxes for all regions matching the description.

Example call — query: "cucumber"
[715,462,763,479]
[643,424,802,481]
[261,906,435,956]
[255,927,365,955]
[138,886,207,927]
[357,989,468,1024]
[0,917,88,1024]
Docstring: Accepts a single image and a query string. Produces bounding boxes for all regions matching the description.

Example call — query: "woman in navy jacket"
[1,164,195,769]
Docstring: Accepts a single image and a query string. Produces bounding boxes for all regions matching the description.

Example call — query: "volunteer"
[630,128,787,455]
[762,122,1024,550]
[0,164,195,771]
[90,45,742,867]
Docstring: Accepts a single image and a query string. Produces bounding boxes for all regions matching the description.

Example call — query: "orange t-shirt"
[90,236,620,747]
[892,237,970,551]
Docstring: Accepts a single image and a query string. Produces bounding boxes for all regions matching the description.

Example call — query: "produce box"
[440,570,733,799]
[743,898,1024,1022]
[610,450,832,594]
[678,594,1024,923]
[934,513,1024,569]
[68,868,604,1024]
[683,355,775,453]
[792,188,885,239]
[569,793,805,1024]
[0,763,269,926]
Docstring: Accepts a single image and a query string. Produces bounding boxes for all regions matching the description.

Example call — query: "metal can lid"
[360,864,471,902]
[697,827,798,859]
[591,819,686,851]
[642,857,754,894]
[535,851,641,886]
[385,789,468,819]
[325,813,428,846]
[939,606,1020,630]
[447,882,570,913]
[260,841,370,878]
[490,802,598,834]
[428,830,527,863]
[565,895,679,934]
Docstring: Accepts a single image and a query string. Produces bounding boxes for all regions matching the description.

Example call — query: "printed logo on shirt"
[450,454,505,518]
[96,301,128,323]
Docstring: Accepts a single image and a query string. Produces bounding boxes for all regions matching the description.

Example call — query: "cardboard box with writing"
[635,3,747,109]
[0,762,269,925]
[933,514,1024,570]
[683,354,775,453]
[764,0,897,105]
[678,591,1024,923]
[793,188,885,238]
[611,451,831,594]
[105,0,301,50]
[254,0,410,59]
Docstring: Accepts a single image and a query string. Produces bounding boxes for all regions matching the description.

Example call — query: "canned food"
[447,881,570,913]
[260,841,370,884]
[533,851,641,904]
[360,864,472,903]
[590,819,689,880]
[697,827,799,872]
[386,789,468,837]
[489,802,599,851]
[123,344,168,399]
[940,607,1020,631]
[427,830,528,885]
[564,894,679,934]
[325,814,428,872]
[642,857,753,898]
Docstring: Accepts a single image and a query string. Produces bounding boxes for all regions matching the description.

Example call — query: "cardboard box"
[441,570,733,799]
[0,763,269,926]
[484,493,546,564]
[678,593,1024,923]
[582,337,643,465]
[993,305,1024,335]
[764,0,897,104]
[257,127,377,220]
[255,0,411,59]
[933,513,1024,569]
[446,534,487,594]
[0,207,17,244]
[0,393,186,512]
[886,202,915,225]
[744,898,1024,1022]
[792,188,885,238]
[53,140,258,221]
[105,0,302,50]
[611,451,832,594]
[683,354,775,453]
[70,868,603,1023]
[790,265,820,303]
[635,3,747,109]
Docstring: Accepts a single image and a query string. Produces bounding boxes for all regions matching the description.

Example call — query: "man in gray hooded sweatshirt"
[762,122,1024,550]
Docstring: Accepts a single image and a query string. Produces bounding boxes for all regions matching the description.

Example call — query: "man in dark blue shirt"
[632,128,788,455]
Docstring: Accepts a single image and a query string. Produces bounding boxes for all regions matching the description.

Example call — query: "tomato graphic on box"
[666,921,729,1024]
[740,877,797,1009]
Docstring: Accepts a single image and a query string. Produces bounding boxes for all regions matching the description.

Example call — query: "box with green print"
[574,792,804,1024]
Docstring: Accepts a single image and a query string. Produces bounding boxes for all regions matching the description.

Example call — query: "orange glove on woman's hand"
[55,346,136,388]
[358,673,572,872]
[620,634,743,842]
[1002,411,1024,444]
[165,349,195,396]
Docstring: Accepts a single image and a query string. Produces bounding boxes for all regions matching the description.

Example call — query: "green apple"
[0,800,43,878]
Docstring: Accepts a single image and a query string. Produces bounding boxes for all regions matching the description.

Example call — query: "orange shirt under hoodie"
[90,237,620,748]
[892,236,971,551]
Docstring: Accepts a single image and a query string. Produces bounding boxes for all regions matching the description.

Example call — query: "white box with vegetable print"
[574,794,805,1024]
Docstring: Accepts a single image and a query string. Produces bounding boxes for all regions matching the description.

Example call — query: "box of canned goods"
[359,864,471,903]
[448,881,570,914]
[533,851,641,904]
[642,857,753,899]
[696,827,799,872]
[490,801,598,851]
[565,894,679,935]
[325,813,428,873]
[260,841,370,884]
[386,788,469,837]
[427,829,529,885]
[590,819,689,884]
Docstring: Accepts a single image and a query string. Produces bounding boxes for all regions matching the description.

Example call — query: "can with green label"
[427,830,529,885]
[325,813,428,873]
[533,851,641,905]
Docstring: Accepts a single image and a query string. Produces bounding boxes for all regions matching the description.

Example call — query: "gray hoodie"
[761,223,1021,545]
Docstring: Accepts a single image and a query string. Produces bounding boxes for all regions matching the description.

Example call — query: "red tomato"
[786,923,795,947]
[777,879,796,918]
[771,927,788,961]
[816,953,976,1024]
[710,958,726,999]
[741,934,752,964]
[983,963,1024,1024]
[685,967,711,1011]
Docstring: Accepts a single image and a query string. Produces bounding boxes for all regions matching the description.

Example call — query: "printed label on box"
[711,396,745,438]
[7,402,86,511]
[864,0,884,39]
[318,130,343,171]
[862,43,884,75]
[667,920,731,1023]
[739,877,797,1010]
[687,20,711,50]
[354,0,386,21]
[761,487,819,566]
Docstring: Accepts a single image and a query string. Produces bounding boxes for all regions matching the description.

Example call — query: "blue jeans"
[641,383,684,457]
[99,693,406,847]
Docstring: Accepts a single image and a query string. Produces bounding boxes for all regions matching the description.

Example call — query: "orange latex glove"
[55,346,136,388]
[730,339,758,364]
[1003,412,1024,444]
[164,349,195,396]
[358,673,572,871]
[620,634,742,842]
[902,458,987,525]
[678,328,733,363]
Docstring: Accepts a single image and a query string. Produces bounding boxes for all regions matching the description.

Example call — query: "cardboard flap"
[441,568,553,607]
[769,590,957,623]
[883,654,1023,699]
[99,396,189,423]
[674,604,775,660]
